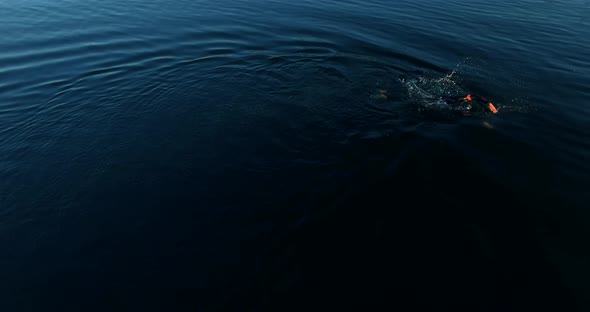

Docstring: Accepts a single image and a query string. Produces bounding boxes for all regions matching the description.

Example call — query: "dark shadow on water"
[248,134,576,311]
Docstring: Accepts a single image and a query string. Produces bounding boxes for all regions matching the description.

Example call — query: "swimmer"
[434,94,498,115]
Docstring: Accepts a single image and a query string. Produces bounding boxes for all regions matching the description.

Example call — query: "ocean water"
[1,0,589,310]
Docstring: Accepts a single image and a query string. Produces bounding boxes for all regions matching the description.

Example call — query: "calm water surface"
[1,0,589,310]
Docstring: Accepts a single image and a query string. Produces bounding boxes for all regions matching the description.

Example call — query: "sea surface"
[1,0,589,310]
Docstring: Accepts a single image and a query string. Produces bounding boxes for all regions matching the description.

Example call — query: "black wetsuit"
[419,94,498,117]
[441,95,495,113]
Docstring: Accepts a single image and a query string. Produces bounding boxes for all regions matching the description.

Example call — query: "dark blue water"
[2,0,590,310]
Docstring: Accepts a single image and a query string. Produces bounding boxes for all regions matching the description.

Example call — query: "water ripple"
[1,0,590,309]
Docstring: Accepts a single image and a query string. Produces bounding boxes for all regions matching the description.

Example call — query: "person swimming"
[432,94,498,115]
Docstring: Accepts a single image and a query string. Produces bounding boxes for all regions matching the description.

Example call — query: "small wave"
[401,70,465,103]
